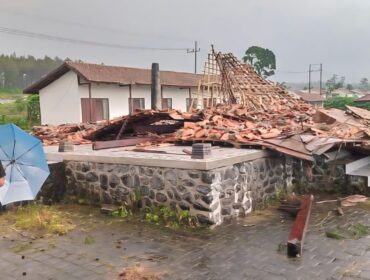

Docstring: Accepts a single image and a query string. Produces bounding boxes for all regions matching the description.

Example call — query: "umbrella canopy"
[0,124,49,205]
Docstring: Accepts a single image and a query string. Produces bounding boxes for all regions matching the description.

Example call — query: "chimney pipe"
[151,63,161,110]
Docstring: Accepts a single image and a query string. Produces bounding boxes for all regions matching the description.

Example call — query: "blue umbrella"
[0,124,49,205]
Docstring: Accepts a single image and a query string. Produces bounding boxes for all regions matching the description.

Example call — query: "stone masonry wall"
[37,162,66,204]
[291,158,345,193]
[292,158,369,195]
[65,156,293,225]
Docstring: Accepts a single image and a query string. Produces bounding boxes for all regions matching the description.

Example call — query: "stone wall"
[65,156,293,225]
[293,158,352,194]
[38,162,66,203]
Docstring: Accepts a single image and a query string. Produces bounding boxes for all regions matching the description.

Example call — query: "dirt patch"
[118,266,162,280]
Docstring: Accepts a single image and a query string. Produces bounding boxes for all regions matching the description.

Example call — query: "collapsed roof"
[32,50,370,161]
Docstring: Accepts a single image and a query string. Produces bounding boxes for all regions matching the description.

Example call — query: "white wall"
[39,71,80,125]
[162,86,190,112]
[131,85,152,109]
[40,71,197,125]
[79,82,130,119]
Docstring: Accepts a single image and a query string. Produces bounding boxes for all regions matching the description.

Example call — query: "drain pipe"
[151,63,162,110]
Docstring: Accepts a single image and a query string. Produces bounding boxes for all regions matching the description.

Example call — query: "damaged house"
[24,61,202,125]
[33,50,370,225]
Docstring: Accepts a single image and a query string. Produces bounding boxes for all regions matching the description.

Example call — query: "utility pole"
[319,63,322,96]
[187,41,200,74]
[308,63,323,95]
[308,64,311,93]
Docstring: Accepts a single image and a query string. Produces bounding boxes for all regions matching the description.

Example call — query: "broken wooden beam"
[287,195,314,258]
[92,137,157,150]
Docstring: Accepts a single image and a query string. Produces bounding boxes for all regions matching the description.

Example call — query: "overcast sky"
[0,0,369,84]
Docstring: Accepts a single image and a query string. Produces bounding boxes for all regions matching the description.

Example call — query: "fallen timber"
[287,195,314,258]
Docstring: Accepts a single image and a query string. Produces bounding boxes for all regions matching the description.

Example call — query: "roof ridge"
[65,60,201,76]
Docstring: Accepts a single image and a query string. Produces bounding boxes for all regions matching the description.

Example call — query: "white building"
[24,61,202,125]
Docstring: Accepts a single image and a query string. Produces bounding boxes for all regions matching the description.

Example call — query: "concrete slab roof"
[45,145,271,170]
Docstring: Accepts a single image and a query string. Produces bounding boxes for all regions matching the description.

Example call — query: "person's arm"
[0,162,5,187]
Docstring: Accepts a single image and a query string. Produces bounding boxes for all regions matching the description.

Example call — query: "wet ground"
[0,201,369,280]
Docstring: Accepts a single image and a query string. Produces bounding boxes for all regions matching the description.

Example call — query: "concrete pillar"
[151,63,161,110]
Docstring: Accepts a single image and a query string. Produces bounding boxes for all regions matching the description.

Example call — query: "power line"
[0,26,190,51]
[275,69,321,74]
[0,9,193,42]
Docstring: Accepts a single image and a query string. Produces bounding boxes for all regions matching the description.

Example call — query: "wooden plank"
[287,195,314,258]
[92,137,156,150]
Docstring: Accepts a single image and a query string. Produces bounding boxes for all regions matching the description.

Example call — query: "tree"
[360,78,369,90]
[0,54,63,89]
[346,84,354,90]
[276,81,288,89]
[243,46,276,78]
[26,95,40,123]
[326,74,345,93]
[324,96,355,110]
[324,96,370,110]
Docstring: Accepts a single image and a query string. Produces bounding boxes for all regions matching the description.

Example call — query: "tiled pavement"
[0,204,369,280]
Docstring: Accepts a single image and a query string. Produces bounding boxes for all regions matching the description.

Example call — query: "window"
[81,98,109,123]
[186,98,198,111]
[129,98,145,113]
[162,98,173,110]
[203,98,217,108]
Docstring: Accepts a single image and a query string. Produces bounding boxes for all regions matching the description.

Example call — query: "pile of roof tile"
[176,103,315,143]
[32,123,99,145]
[34,109,198,145]
[312,107,370,139]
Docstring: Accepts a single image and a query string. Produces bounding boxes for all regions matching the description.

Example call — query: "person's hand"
[0,177,5,187]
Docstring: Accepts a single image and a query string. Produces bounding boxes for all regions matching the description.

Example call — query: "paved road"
[0,204,369,280]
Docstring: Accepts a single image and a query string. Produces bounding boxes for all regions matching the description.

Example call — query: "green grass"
[326,230,345,240]
[0,94,39,130]
[12,242,32,253]
[0,88,23,99]
[6,204,75,236]
[350,223,369,239]
[325,222,369,240]
[324,96,370,110]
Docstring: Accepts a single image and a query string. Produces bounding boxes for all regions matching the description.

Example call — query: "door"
[81,98,109,122]
[162,98,172,110]
[129,98,145,114]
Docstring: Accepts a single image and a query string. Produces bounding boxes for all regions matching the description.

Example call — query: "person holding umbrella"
[0,124,50,205]
[0,162,6,211]
[0,161,5,187]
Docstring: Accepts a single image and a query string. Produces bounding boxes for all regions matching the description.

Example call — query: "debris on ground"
[340,195,368,207]
[278,195,302,217]
[316,195,368,207]
[118,266,162,280]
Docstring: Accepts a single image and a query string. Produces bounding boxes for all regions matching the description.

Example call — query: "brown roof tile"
[355,94,370,102]
[296,92,325,102]
[24,61,202,93]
